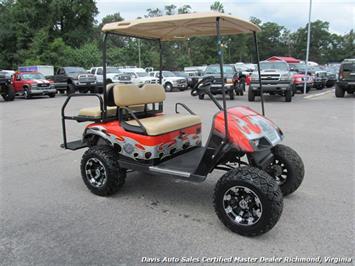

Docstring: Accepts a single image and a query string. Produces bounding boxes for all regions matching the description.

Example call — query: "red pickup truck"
[12,71,57,99]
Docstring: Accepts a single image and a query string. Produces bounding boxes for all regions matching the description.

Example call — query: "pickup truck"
[335,58,355,97]
[198,64,239,99]
[249,61,293,102]
[11,71,57,99]
[89,66,122,86]
[0,71,15,101]
[149,71,186,92]
[122,68,159,86]
[49,67,96,94]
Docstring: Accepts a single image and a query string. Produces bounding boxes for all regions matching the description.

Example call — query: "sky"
[95,0,354,35]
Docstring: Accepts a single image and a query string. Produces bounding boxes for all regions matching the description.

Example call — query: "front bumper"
[74,82,96,88]
[173,83,188,88]
[337,80,355,91]
[250,82,291,92]
[30,87,57,95]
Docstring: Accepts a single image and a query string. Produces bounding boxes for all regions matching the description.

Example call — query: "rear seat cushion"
[78,84,146,118]
[113,84,165,107]
[126,114,201,136]
[78,106,117,118]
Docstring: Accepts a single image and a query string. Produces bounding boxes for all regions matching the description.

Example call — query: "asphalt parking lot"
[0,88,354,265]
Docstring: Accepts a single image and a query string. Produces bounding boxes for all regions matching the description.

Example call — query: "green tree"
[178,5,191,14]
[210,1,224,13]
[165,5,177,15]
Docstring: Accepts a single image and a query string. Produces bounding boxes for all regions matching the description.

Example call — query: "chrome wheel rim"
[223,186,262,226]
[270,159,288,185]
[85,158,107,188]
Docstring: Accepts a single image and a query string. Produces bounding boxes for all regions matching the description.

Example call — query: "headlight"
[280,74,290,80]
[31,83,38,87]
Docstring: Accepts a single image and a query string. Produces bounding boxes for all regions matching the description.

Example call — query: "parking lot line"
[304,89,334,99]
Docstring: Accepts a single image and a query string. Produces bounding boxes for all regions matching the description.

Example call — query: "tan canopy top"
[102,12,261,41]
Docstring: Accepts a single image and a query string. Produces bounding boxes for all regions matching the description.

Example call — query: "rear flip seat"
[113,84,201,136]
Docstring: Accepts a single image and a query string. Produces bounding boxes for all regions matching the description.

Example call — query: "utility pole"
[138,39,141,68]
[303,0,312,94]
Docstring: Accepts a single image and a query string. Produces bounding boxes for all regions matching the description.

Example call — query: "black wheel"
[266,144,305,196]
[229,90,235,100]
[214,167,283,236]
[106,79,112,84]
[24,88,32,99]
[164,82,173,92]
[335,84,344,98]
[80,88,89,93]
[198,93,205,100]
[48,93,56,98]
[80,145,126,196]
[89,87,97,93]
[306,86,311,93]
[248,88,255,102]
[1,85,15,101]
[285,89,292,102]
[67,83,75,95]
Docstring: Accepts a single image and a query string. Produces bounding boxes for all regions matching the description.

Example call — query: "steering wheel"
[191,76,215,96]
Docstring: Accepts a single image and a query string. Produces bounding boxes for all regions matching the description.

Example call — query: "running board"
[149,166,206,182]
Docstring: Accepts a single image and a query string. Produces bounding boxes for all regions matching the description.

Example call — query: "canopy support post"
[253,31,265,116]
[216,17,229,140]
[159,39,163,84]
[102,33,108,119]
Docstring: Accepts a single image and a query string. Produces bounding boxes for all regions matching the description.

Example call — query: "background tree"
[0,1,352,70]
[210,1,224,13]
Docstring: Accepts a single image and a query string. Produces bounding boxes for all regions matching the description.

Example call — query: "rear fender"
[83,126,115,147]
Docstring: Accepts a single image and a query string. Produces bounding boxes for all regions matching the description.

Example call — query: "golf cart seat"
[78,83,144,118]
[113,84,201,136]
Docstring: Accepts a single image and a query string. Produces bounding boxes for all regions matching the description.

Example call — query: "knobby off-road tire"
[248,88,255,102]
[1,85,15,101]
[335,84,345,98]
[81,145,126,196]
[269,144,305,196]
[24,88,32,99]
[229,90,235,100]
[213,167,283,236]
[285,89,292,102]
[67,83,76,95]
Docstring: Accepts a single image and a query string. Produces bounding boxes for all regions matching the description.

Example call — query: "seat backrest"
[106,83,116,106]
[113,84,166,107]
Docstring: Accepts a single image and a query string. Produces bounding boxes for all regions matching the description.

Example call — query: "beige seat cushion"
[126,114,201,136]
[78,106,117,117]
[113,84,165,107]
[78,105,146,118]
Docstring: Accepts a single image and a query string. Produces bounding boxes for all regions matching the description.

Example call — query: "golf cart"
[61,12,304,236]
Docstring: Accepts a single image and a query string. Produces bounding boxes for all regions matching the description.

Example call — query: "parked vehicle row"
[1,58,350,101]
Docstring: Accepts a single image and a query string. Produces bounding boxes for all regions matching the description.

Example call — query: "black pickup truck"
[335,59,355,97]
[0,71,15,101]
[48,67,97,94]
